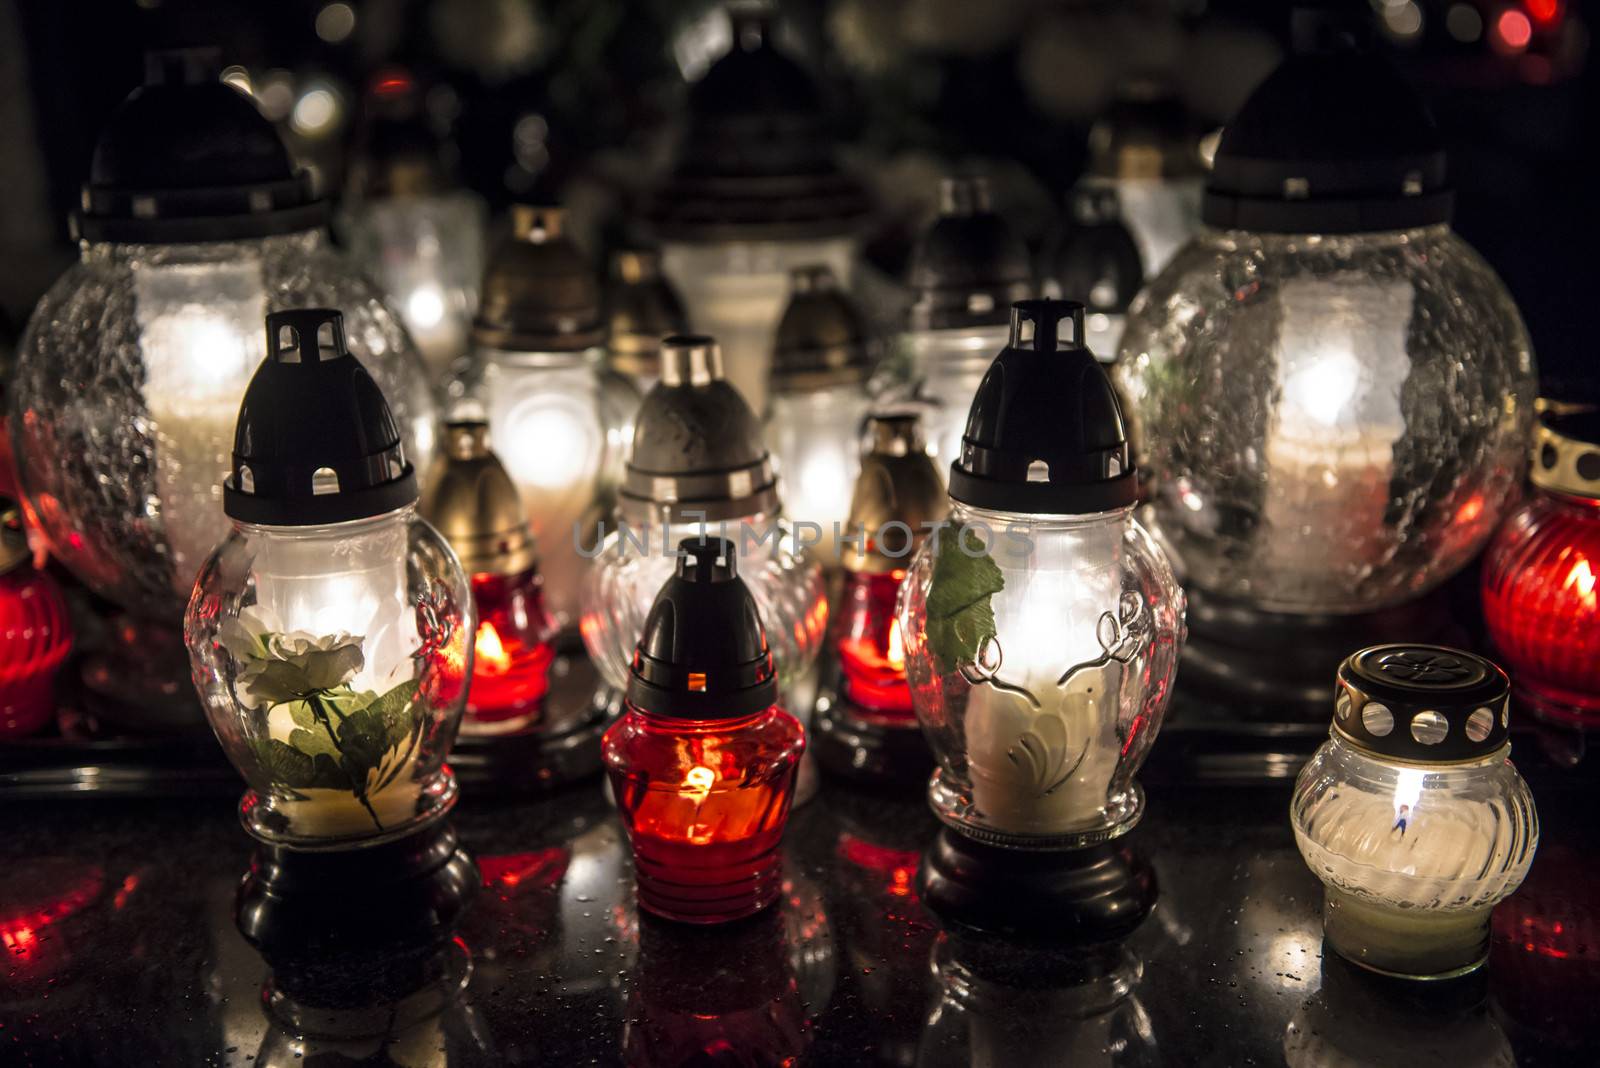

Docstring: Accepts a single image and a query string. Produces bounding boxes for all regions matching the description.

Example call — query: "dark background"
[2,0,1593,398]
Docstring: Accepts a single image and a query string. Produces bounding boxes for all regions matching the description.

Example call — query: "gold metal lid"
[1087,81,1204,181]
[418,422,540,576]
[473,206,606,352]
[605,248,688,376]
[1532,411,1600,501]
[0,497,30,576]
[842,413,949,574]
[771,264,874,392]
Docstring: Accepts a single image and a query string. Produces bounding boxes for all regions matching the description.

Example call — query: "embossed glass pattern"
[898,503,1184,848]
[185,506,471,849]
[1291,731,1538,978]
[11,230,438,617]
[1114,225,1535,613]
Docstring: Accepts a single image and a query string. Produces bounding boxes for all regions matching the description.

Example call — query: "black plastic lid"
[907,177,1033,332]
[225,309,418,526]
[1050,186,1143,317]
[1333,644,1512,764]
[645,10,868,240]
[948,300,1137,514]
[77,49,327,244]
[1202,10,1452,234]
[625,537,779,720]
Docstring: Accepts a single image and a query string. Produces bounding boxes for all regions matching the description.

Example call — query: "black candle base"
[918,828,1156,942]
[236,819,478,981]
[1180,587,1465,716]
[811,698,932,790]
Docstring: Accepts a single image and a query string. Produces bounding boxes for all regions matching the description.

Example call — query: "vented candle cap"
[626,537,779,719]
[1333,644,1512,763]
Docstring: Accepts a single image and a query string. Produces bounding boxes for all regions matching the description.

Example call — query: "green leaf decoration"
[329,680,418,790]
[924,526,1005,675]
[252,738,349,791]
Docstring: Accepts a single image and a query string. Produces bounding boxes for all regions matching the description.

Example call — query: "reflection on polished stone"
[916,929,1160,1066]
[255,937,497,1066]
[1283,954,1513,1068]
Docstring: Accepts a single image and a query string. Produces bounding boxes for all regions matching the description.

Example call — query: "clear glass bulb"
[11,230,438,616]
[1291,729,1537,979]
[765,385,873,550]
[342,191,487,379]
[185,505,471,848]
[659,237,856,414]
[451,348,640,627]
[886,323,1012,470]
[581,515,827,710]
[899,503,1183,847]
[1115,225,1535,613]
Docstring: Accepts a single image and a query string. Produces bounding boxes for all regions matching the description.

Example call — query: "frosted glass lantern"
[452,205,640,628]
[646,10,867,414]
[764,264,876,553]
[10,50,435,622]
[581,337,826,715]
[900,302,1183,847]
[1114,30,1535,616]
[341,70,486,379]
[186,310,471,849]
[1291,644,1537,979]
[891,176,1032,469]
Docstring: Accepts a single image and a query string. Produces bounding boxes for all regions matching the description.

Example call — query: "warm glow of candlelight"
[886,616,905,672]
[682,765,716,803]
[475,620,512,676]
[1565,557,1597,609]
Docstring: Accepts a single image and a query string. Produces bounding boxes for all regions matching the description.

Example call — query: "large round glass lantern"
[1113,22,1535,699]
[185,309,471,850]
[451,204,639,629]
[1083,81,1206,280]
[764,264,876,556]
[9,50,436,669]
[341,68,487,380]
[899,300,1183,935]
[581,336,826,740]
[645,8,868,415]
[892,176,1032,468]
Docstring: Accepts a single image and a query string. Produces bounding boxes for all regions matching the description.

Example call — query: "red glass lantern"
[603,537,805,924]
[467,567,557,730]
[834,569,913,720]
[420,421,557,734]
[813,413,946,785]
[0,497,71,738]
[1483,412,1600,724]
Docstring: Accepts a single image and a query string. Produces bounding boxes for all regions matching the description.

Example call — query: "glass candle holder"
[341,68,487,379]
[813,413,948,784]
[581,337,827,714]
[764,264,876,554]
[186,310,471,849]
[1482,412,1600,725]
[646,11,867,414]
[890,176,1033,468]
[1291,644,1538,979]
[419,421,557,736]
[602,538,805,923]
[11,52,435,621]
[900,302,1183,847]
[0,497,72,738]
[1113,27,1535,616]
[453,205,639,627]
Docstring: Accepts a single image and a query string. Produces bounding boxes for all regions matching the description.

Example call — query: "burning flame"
[475,621,512,676]
[1565,557,1597,610]
[886,617,905,673]
[681,765,716,803]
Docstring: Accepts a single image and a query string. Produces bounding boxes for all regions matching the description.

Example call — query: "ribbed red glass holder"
[465,566,556,733]
[0,563,72,738]
[603,706,804,924]
[1483,492,1600,724]
[833,569,914,721]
